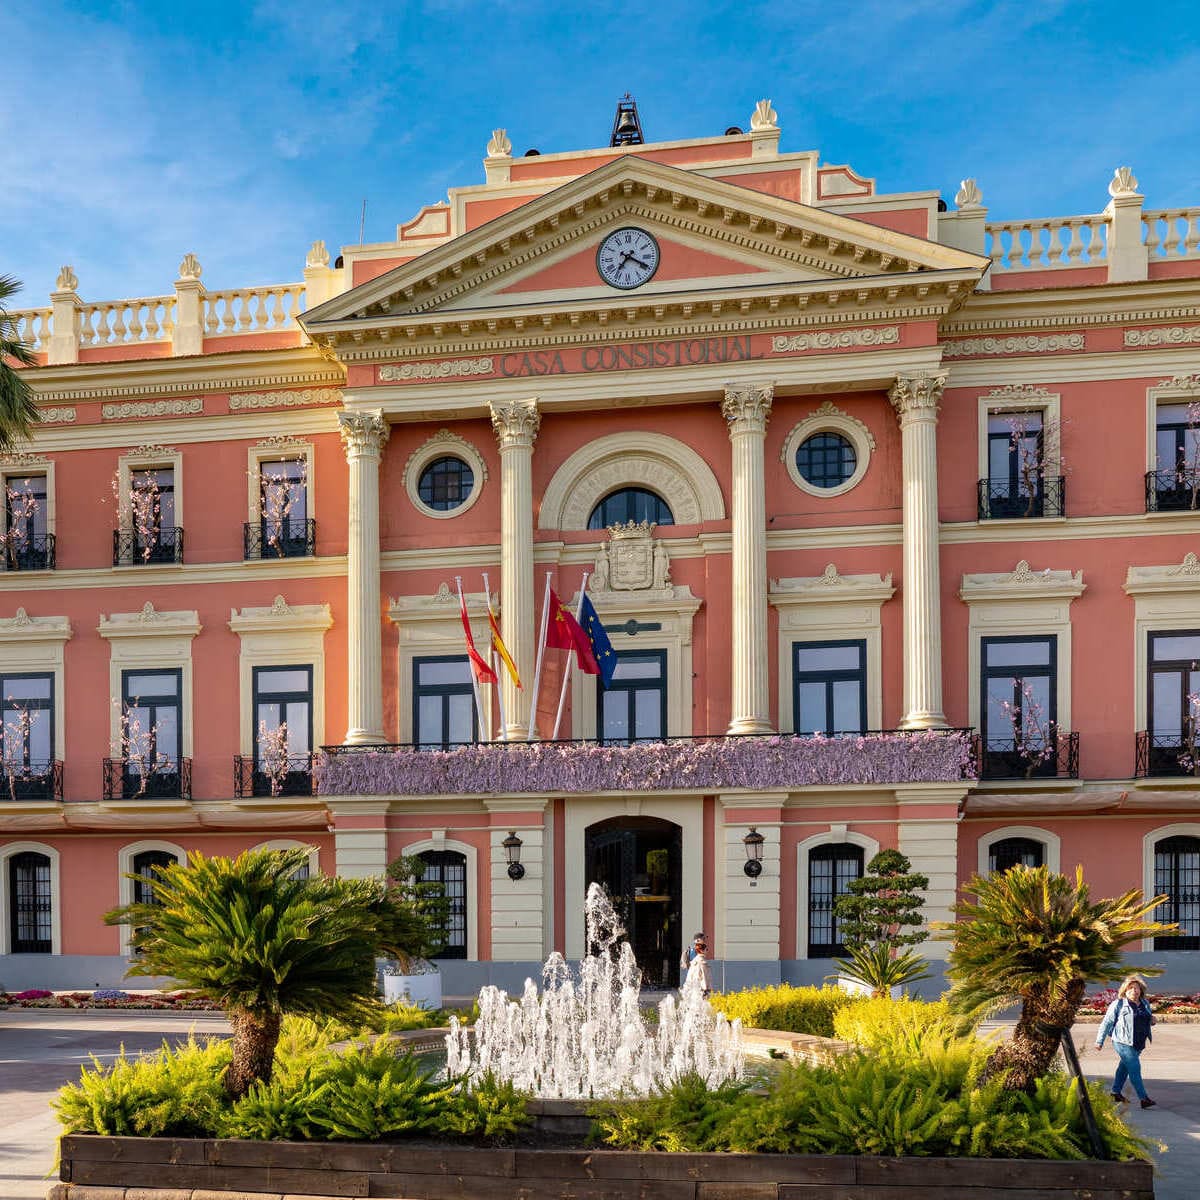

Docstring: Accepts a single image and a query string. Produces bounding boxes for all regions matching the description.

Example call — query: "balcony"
[0,761,64,801]
[977,476,1066,520]
[113,527,184,566]
[318,730,976,797]
[243,519,316,560]
[1145,469,1200,512]
[973,730,1080,780]
[2,533,56,571]
[1135,731,1200,778]
[234,754,317,798]
[102,758,192,800]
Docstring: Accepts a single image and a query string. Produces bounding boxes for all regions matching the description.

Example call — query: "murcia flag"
[459,590,497,684]
[579,594,617,689]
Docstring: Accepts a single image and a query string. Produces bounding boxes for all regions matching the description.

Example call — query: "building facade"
[4,101,1200,992]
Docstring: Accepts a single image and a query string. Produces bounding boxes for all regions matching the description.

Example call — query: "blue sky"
[4,0,1199,306]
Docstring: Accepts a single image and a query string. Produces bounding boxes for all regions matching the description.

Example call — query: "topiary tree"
[106,847,441,1099]
[939,864,1175,1092]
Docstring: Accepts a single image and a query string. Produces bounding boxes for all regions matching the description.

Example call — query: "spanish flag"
[488,601,521,688]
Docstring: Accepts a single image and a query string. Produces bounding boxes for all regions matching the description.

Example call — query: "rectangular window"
[1146,631,1200,774]
[980,412,1057,518]
[0,672,54,799]
[413,656,477,749]
[1151,404,1200,511]
[255,460,311,558]
[980,636,1057,778]
[792,640,866,735]
[120,668,183,798]
[252,665,314,796]
[3,474,51,570]
[807,843,863,957]
[599,650,666,744]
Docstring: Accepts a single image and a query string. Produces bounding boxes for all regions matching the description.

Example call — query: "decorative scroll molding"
[103,398,203,421]
[960,561,1085,603]
[769,565,894,603]
[381,357,494,382]
[403,429,487,519]
[122,443,178,460]
[943,334,1084,357]
[771,327,898,353]
[591,521,672,594]
[1124,554,1200,596]
[0,609,72,641]
[39,407,76,424]
[1125,327,1200,348]
[1157,374,1200,393]
[981,385,1056,403]
[229,387,341,411]
[99,603,201,639]
[0,451,50,469]
[229,596,333,635]
[389,585,490,621]
[254,435,311,452]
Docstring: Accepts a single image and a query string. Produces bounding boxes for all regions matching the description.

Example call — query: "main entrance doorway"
[584,816,682,989]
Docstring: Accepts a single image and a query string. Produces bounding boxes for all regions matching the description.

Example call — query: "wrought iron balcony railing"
[977,476,1066,520]
[1145,469,1200,512]
[112,527,184,566]
[973,729,1080,780]
[0,760,64,801]
[243,519,316,560]
[233,754,317,797]
[1135,731,1200,777]
[102,757,192,800]
[2,533,56,571]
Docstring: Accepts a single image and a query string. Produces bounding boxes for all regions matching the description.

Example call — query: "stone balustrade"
[202,283,306,335]
[985,213,1109,272]
[11,308,52,353]
[1143,207,1200,261]
[78,296,176,347]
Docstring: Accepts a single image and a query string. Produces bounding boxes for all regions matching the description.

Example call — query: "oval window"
[796,432,857,490]
[418,456,474,512]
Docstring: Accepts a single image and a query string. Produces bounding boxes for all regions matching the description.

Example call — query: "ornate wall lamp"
[743,827,764,878]
[503,831,525,881]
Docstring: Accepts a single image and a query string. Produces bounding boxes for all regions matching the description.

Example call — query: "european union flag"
[579,594,617,689]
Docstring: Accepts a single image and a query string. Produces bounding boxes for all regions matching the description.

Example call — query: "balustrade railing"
[11,308,51,352]
[234,754,317,798]
[1145,468,1200,512]
[1135,731,1200,778]
[243,519,316,560]
[2,533,56,571]
[1143,208,1200,262]
[102,757,192,800]
[977,476,1065,520]
[0,761,63,802]
[973,730,1080,780]
[113,527,184,566]
[203,284,306,335]
[985,214,1108,272]
[78,296,176,347]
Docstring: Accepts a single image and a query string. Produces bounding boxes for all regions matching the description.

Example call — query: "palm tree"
[106,847,438,1099]
[0,274,38,452]
[940,865,1174,1092]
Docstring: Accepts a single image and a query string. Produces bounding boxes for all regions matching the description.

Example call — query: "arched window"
[807,843,863,957]
[420,849,467,959]
[988,837,1044,874]
[1154,835,1200,950]
[9,851,52,953]
[587,487,673,530]
[131,849,178,906]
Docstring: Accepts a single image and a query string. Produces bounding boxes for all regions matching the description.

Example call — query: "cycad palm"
[106,848,420,1098]
[0,275,38,451]
[940,865,1174,1092]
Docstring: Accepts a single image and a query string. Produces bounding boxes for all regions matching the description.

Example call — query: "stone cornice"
[959,560,1085,603]
[228,595,334,635]
[1123,553,1200,596]
[769,564,895,605]
[98,602,202,639]
[0,609,72,642]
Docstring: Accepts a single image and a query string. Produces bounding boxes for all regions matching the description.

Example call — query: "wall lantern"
[743,827,765,878]
[503,831,525,881]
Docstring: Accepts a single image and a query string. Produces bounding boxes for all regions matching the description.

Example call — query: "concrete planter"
[56,1135,1154,1199]
[381,969,441,1010]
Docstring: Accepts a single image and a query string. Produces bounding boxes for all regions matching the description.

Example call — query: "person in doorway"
[1095,974,1157,1108]
[680,932,712,998]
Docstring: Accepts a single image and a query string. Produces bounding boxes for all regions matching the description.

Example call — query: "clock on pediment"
[596,227,660,290]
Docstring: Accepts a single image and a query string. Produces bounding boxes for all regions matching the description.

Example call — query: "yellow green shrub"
[832,995,974,1055]
[710,984,860,1037]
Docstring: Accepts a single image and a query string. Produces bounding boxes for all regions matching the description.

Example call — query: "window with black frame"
[1146,631,1200,774]
[0,672,54,800]
[9,851,52,953]
[119,669,182,798]
[413,656,477,749]
[983,412,1047,518]
[253,666,313,796]
[808,843,863,957]
[598,650,666,744]
[1151,404,1200,511]
[988,837,1045,873]
[418,456,474,512]
[587,488,673,530]
[257,460,310,557]
[3,474,51,569]
[980,636,1057,778]
[130,849,178,953]
[130,467,177,561]
[792,640,866,735]
[1154,835,1200,950]
[420,849,467,959]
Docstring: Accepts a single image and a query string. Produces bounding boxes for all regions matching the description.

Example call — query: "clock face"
[596,227,660,290]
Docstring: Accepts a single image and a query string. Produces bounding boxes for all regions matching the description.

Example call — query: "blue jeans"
[1112,1041,1148,1100]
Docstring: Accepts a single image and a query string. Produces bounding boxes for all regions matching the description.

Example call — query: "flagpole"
[526,572,552,741]
[456,576,486,743]
[482,572,506,741]
[552,570,589,740]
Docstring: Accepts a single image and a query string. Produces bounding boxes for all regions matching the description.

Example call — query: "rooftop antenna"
[610,93,644,147]
[358,198,367,246]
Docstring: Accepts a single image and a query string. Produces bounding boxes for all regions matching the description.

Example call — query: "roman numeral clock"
[596,227,660,290]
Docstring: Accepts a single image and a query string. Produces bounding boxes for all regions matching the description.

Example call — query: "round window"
[418,456,474,511]
[795,432,857,490]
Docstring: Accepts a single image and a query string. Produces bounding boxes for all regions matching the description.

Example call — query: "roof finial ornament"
[54,265,78,292]
[1109,166,1139,198]
[177,253,202,282]
[486,129,512,159]
[749,99,778,132]
[306,240,330,269]
[610,94,644,147]
[955,179,983,210]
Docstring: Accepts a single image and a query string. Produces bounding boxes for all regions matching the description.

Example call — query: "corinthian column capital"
[490,397,541,449]
[888,372,947,424]
[721,383,773,434]
[338,410,390,460]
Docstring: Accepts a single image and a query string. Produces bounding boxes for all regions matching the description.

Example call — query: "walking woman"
[1095,975,1157,1108]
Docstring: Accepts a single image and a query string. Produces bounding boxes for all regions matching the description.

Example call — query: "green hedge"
[710,984,860,1037]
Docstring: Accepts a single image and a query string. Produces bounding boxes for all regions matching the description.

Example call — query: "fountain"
[445,882,744,1098]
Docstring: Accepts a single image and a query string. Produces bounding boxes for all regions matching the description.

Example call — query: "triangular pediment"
[303,156,986,344]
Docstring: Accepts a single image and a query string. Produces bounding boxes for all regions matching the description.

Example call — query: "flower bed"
[318,731,975,796]
[0,990,221,1011]
[1078,989,1200,1016]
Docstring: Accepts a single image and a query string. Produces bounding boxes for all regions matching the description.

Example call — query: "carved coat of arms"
[593,521,671,592]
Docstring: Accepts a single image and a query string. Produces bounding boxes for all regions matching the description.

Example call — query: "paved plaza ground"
[1,1008,1198,1200]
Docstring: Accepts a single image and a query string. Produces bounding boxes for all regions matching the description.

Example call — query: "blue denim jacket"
[1096,996,1154,1048]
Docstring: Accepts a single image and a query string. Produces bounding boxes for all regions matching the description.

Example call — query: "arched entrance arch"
[584,815,682,989]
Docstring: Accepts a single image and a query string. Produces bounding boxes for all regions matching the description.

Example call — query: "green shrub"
[434,1071,532,1140]
[590,1073,752,1152]
[831,995,973,1055]
[710,983,859,1037]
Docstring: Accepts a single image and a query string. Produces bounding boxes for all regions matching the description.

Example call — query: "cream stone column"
[490,397,541,740]
[339,410,390,744]
[722,383,774,735]
[888,373,948,730]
